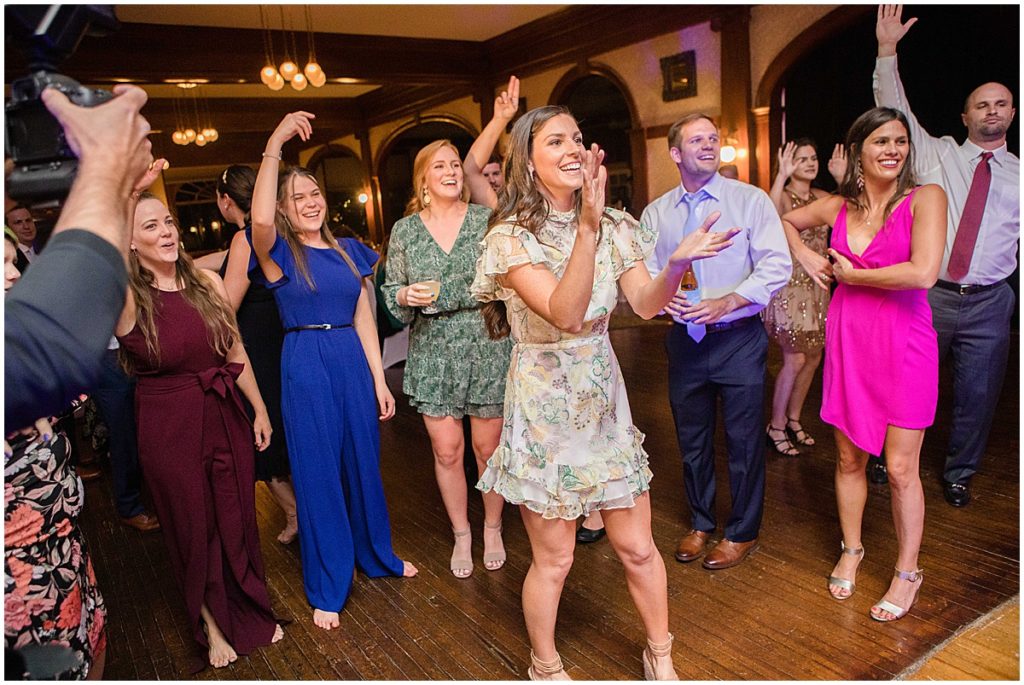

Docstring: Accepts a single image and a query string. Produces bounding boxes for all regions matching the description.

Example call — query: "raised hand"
[493,75,520,123]
[777,141,798,179]
[579,143,607,233]
[268,111,315,151]
[667,211,740,268]
[133,158,169,196]
[877,4,917,56]
[827,144,848,185]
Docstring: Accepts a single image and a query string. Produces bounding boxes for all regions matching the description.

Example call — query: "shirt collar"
[962,138,1008,165]
[674,172,722,206]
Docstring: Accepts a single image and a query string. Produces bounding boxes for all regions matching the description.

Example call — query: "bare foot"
[202,621,238,669]
[402,560,418,577]
[272,624,284,643]
[313,608,340,630]
[277,513,298,544]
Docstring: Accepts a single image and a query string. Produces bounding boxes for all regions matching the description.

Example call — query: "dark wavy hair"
[838,107,917,221]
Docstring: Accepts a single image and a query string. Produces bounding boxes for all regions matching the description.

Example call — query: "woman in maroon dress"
[116,192,283,670]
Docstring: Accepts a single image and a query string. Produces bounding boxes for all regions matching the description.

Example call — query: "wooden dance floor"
[79,322,1019,680]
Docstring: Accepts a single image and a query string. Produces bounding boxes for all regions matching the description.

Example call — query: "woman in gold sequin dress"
[764,139,846,455]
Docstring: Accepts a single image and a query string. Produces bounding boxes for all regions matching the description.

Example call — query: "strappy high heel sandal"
[827,542,864,600]
[527,650,571,680]
[642,633,677,681]
[786,417,816,446]
[870,568,923,622]
[450,528,473,579]
[482,520,506,571]
[766,424,800,457]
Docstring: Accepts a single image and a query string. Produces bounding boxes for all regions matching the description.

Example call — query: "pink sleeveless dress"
[820,190,938,454]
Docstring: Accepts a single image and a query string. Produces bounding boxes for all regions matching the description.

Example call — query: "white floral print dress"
[471,207,656,519]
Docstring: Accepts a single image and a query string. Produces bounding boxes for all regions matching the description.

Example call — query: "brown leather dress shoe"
[121,511,161,533]
[76,462,103,482]
[675,529,710,562]
[702,538,759,570]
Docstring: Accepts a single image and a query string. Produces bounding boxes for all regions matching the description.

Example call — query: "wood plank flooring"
[78,323,1019,679]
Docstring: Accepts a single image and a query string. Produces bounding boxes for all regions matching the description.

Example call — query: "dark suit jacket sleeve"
[5,229,127,430]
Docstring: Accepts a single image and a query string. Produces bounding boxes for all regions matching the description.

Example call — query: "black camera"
[5,6,120,206]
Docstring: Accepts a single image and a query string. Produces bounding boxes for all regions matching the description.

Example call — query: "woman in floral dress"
[4,228,107,679]
[382,140,512,579]
[471,105,735,680]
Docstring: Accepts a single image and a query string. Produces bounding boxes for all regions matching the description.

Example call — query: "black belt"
[934,279,1005,296]
[675,315,756,334]
[284,323,352,333]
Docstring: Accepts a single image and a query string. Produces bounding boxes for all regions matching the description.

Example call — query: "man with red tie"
[873,4,1019,507]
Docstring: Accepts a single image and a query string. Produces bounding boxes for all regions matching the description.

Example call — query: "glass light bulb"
[268,73,285,91]
[207,129,219,142]
[310,70,327,88]
[304,62,321,79]
[279,61,298,81]
[357,192,369,204]
[260,65,278,85]
[195,133,207,147]
[171,131,185,145]
[184,128,196,142]
[719,145,737,163]
[290,73,308,91]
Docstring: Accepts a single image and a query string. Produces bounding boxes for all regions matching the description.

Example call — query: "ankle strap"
[453,528,471,538]
[530,651,564,675]
[894,567,922,582]
[646,633,674,657]
[484,520,503,530]
[840,541,864,556]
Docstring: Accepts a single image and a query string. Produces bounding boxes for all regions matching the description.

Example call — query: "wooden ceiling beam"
[142,97,363,134]
[4,23,487,86]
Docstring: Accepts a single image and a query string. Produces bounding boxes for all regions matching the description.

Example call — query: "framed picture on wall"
[660,51,697,101]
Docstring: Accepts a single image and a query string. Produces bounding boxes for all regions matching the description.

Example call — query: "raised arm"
[829,185,946,290]
[769,141,798,216]
[501,145,604,333]
[781,194,844,291]
[464,76,519,209]
[221,229,253,312]
[251,112,314,279]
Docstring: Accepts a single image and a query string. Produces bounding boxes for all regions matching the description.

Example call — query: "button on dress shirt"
[874,56,1020,285]
[642,173,792,324]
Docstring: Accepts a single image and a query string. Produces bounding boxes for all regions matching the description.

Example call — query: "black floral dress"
[4,432,107,679]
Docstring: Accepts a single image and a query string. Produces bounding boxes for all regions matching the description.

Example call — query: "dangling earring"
[421,187,431,207]
[527,164,535,176]
[855,159,865,191]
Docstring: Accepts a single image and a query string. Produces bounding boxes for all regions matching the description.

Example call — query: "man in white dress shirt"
[873,4,1019,507]
[643,113,791,569]
[5,204,38,273]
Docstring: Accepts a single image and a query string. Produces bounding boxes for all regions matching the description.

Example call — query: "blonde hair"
[403,139,469,217]
[277,167,362,290]
[122,193,240,373]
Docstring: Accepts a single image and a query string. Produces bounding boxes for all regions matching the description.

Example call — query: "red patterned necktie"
[946,151,994,281]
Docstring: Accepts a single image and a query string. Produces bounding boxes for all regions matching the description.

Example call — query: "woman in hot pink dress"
[781,107,946,623]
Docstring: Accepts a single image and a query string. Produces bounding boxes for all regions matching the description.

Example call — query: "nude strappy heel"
[450,528,473,579]
[527,651,570,680]
[827,542,865,600]
[870,567,923,622]
[482,520,506,571]
[642,633,677,680]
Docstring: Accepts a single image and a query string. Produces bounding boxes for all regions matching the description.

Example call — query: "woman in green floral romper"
[382,140,513,579]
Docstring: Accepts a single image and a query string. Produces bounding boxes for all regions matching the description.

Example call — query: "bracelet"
[262,152,282,160]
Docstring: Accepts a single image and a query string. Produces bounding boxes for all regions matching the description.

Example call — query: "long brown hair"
[838,107,917,221]
[482,105,604,339]
[122,192,240,373]
[276,166,361,290]
[404,139,469,217]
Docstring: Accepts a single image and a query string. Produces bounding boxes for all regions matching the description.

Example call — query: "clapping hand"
[827,144,848,186]
[777,141,798,179]
[579,143,607,233]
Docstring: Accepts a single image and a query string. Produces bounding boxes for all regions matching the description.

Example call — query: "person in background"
[763,139,845,456]
[250,112,417,632]
[718,164,739,180]
[481,154,505,193]
[874,4,1019,507]
[782,106,945,622]
[5,204,37,273]
[217,164,299,544]
[382,140,512,579]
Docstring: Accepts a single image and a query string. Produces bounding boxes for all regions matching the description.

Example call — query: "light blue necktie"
[680,190,707,342]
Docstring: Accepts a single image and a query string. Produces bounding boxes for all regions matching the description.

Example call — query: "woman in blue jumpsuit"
[250,111,417,630]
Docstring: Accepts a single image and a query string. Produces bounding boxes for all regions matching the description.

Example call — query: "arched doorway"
[306,143,371,243]
[375,118,476,240]
[551,67,643,213]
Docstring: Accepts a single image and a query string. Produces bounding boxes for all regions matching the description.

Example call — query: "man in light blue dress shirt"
[874,5,1019,507]
[643,113,791,569]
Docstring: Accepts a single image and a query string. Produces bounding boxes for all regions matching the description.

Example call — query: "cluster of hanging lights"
[170,82,219,146]
[260,6,326,92]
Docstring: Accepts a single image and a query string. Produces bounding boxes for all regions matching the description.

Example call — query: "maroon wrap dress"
[118,288,277,671]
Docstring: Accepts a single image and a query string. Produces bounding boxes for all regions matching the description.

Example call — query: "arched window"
[173,181,224,253]
[306,144,371,243]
